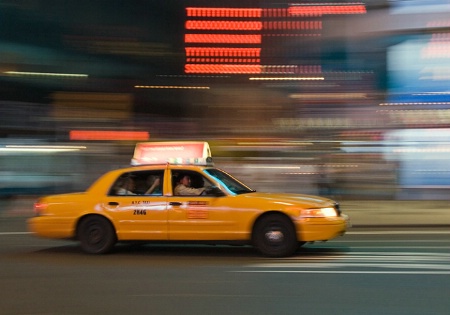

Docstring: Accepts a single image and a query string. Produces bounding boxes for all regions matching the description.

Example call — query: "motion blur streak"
[0,1,449,202]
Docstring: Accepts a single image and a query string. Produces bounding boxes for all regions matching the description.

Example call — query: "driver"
[174,174,206,196]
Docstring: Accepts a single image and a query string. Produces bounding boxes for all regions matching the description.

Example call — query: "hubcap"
[265,230,284,243]
[88,227,102,244]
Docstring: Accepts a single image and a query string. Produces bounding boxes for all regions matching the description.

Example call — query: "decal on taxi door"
[187,201,209,219]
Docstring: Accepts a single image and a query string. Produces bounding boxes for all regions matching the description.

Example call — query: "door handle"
[169,202,182,206]
[108,202,119,206]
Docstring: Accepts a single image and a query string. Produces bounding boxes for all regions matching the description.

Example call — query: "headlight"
[301,207,338,218]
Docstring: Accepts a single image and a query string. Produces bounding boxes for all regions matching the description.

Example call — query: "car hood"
[238,192,336,208]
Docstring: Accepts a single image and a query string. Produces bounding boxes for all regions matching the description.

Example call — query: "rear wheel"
[252,214,297,257]
[78,216,116,254]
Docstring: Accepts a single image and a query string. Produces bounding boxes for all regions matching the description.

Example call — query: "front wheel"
[78,216,116,254]
[252,214,297,257]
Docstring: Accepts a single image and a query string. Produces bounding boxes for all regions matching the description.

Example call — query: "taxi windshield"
[204,168,255,195]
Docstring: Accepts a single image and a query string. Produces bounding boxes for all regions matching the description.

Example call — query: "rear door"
[102,169,168,240]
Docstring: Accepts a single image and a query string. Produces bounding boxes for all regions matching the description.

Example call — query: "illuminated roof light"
[131,141,213,166]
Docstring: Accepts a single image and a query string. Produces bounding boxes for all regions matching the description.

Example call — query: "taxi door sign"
[187,209,208,219]
[131,141,212,166]
[187,201,209,219]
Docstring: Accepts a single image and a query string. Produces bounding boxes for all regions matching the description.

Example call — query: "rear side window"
[109,170,164,196]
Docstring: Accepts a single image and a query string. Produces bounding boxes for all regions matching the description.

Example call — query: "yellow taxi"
[28,141,349,257]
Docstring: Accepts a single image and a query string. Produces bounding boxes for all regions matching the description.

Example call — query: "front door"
[168,169,241,240]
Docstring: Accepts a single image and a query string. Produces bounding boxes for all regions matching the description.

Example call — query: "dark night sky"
[0,1,187,75]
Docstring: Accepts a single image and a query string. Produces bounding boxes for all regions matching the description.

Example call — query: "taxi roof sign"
[131,141,213,166]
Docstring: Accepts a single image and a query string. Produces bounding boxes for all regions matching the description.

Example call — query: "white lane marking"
[232,270,450,275]
[347,231,450,235]
[337,240,450,242]
[289,251,450,257]
[252,262,450,269]
[333,246,450,249]
[264,252,450,261]
[240,251,450,275]
[287,256,450,262]
[336,251,450,256]
[304,252,450,259]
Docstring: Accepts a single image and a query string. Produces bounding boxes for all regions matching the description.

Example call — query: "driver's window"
[172,170,213,196]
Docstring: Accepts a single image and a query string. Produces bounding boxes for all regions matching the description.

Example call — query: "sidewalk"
[341,200,450,227]
[1,197,450,227]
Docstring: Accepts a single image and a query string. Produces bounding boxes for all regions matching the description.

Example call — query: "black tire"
[78,216,116,254]
[252,214,298,258]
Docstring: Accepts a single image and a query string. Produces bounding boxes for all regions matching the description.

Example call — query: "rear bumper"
[27,216,76,239]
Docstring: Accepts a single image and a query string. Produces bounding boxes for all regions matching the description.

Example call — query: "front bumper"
[296,215,349,242]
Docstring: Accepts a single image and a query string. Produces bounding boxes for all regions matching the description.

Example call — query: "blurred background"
[1,0,450,200]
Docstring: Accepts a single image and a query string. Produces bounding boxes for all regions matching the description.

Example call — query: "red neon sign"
[288,5,366,16]
[186,7,262,18]
[184,6,333,75]
[185,34,261,44]
[185,47,261,57]
[186,20,262,31]
[185,64,262,74]
[70,130,150,141]
[262,21,322,30]
[186,58,260,63]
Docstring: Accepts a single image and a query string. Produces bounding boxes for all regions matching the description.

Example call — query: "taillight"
[33,200,48,216]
